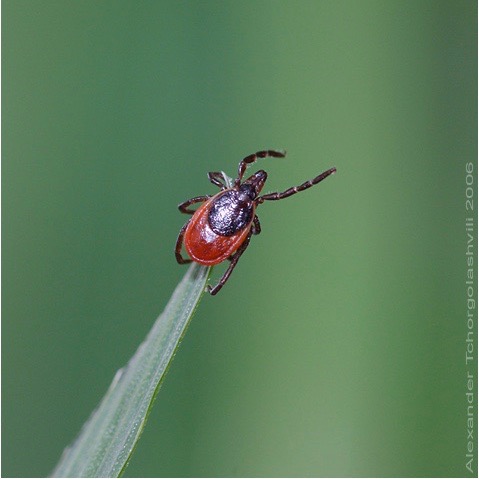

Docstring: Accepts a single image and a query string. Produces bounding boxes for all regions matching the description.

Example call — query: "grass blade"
[51,263,211,477]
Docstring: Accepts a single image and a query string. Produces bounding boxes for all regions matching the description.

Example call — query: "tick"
[175,149,336,295]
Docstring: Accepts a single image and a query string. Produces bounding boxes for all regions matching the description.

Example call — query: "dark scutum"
[208,190,254,236]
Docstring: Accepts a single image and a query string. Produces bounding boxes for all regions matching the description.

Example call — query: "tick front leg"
[207,230,253,295]
[257,167,336,203]
[175,221,192,264]
[178,195,210,214]
[235,149,286,186]
[208,172,228,190]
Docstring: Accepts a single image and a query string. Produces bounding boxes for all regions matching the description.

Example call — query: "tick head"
[240,170,268,199]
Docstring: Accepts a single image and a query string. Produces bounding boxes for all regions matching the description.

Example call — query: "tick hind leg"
[226,216,259,261]
[235,149,286,186]
[207,230,253,295]
[175,221,192,264]
[257,167,337,203]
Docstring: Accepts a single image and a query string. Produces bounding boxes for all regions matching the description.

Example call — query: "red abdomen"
[184,197,253,265]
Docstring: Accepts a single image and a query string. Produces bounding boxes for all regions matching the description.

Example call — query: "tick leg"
[257,167,336,203]
[252,215,261,235]
[208,172,228,190]
[178,195,210,214]
[207,230,253,295]
[235,149,286,187]
[175,221,192,264]
[225,216,259,260]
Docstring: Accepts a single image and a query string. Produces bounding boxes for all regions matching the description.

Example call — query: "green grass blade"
[51,263,211,478]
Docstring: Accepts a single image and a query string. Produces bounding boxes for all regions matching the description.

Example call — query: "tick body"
[184,190,255,265]
[175,150,336,295]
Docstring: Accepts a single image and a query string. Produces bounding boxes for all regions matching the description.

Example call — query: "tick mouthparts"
[242,170,267,196]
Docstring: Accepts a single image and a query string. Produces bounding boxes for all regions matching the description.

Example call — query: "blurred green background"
[3,0,477,477]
